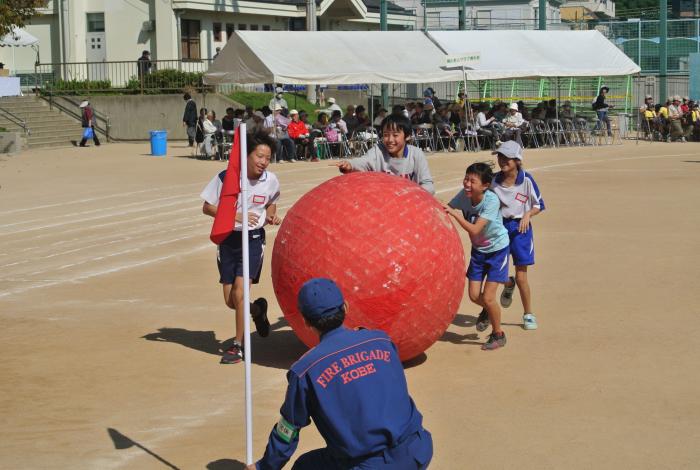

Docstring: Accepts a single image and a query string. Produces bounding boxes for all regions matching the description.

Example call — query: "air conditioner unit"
[142,20,156,32]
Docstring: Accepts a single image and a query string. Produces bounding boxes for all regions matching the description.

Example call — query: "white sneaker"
[523,313,538,330]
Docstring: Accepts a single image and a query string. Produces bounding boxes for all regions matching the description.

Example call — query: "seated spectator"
[545,99,558,120]
[517,101,530,121]
[681,96,690,114]
[330,110,348,137]
[492,102,508,122]
[221,107,236,133]
[354,105,371,131]
[244,105,254,120]
[288,109,313,161]
[373,108,388,127]
[667,96,684,142]
[410,102,425,125]
[344,105,358,136]
[502,102,526,147]
[405,101,417,119]
[391,104,405,117]
[475,102,498,147]
[273,105,296,162]
[639,98,656,138]
[432,106,456,151]
[423,87,442,109]
[195,107,208,147]
[245,110,265,134]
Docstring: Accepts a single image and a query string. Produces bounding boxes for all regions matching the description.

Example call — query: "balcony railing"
[31,59,214,95]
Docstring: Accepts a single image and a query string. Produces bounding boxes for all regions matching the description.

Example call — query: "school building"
[2,0,417,76]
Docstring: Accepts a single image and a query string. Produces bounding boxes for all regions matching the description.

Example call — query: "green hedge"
[125,69,212,94]
[50,79,113,94]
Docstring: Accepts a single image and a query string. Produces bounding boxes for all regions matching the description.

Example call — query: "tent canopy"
[205,31,457,85]
[0,27,39,47]
[428,30,641,80]
[204,30,640,86]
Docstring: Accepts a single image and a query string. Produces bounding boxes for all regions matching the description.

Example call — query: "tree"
[0,0,48,38]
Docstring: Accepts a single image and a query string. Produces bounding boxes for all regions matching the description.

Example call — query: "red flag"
[210,127,242,244]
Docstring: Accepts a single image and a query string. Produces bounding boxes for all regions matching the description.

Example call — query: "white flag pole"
[239,124,253,465]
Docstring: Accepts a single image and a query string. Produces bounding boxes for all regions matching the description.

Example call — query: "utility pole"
[380,0,388,109]
[459,0,467,30]
[660,0,668,102]
[306,0,317,105]
[539,0,547,30]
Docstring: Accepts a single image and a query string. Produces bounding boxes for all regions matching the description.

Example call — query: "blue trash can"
[149,130,168,156]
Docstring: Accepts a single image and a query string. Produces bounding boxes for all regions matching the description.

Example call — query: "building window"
[262,25,270,31]
[87,12,105,33]
[181,19,201,60]
[226,23,235,39]
[238,24,247,30]
[213,22,222,41]
[476,10,491,29]
[251,24,259,31]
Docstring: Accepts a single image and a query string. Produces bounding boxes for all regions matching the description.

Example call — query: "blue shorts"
[503,218,535,266]
[291,429,433,470]
[467,246,509,283]
[217,229,265,285]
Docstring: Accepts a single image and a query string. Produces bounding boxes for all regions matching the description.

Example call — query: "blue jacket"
[257,326,424,470]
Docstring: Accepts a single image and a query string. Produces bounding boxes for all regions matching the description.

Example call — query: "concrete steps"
[0,95,100,149]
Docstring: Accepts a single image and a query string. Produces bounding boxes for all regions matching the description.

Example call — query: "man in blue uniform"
[247,278,433,470]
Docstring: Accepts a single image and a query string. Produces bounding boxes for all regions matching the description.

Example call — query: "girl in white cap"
[489,141,545,331]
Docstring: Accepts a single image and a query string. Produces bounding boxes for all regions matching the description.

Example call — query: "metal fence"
[31,59,214,94]
[596,18,700,74]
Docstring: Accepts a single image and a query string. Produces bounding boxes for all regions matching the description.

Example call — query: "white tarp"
[429,30,641,79]
[0,27,39,47]
[204,30,640,86]
[205,31,461,85]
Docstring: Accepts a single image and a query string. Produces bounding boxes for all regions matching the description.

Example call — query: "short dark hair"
[465,162,495,185]
[246,131,276,156]
[391,104,405,115]
[183,92,191,100]
[355,105,366,114]
[306,306,346,333]
[226,107,234,113]
[380,113,412,136]
[331,110,342,119]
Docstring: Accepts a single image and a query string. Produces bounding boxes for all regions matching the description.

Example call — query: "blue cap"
[297,278,345,321]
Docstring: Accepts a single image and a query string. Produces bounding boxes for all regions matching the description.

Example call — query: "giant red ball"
[271,172,466,361]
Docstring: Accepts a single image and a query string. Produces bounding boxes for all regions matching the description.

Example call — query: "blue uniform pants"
[291,429,432,470]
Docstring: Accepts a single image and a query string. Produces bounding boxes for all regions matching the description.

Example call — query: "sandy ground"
[1,140,699,470]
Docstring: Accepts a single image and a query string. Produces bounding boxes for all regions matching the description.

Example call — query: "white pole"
[239,124,253,465]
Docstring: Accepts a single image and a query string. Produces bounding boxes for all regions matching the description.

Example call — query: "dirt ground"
[1,140,699,469]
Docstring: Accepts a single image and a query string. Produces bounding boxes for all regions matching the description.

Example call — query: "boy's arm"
[443,203,488,237]
[265,203,282,225]
[413,148,435,195]
[203,201,217,218]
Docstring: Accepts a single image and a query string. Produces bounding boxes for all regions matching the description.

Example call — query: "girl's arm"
[203,201,217,218]
[518,207,541,234]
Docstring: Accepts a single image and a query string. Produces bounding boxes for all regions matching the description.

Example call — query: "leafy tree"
[0,0,47,38]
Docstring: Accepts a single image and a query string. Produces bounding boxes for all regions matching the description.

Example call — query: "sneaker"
[495,140,503,148]
[500,276,516,308]
[252,297,270,338]
[523,313,538,330]
[481,331,506,350]
[475,309,490,332]
[277,160,286,164]
[221,341,244,364]
[290,158,298,162]
[310,157,320,162]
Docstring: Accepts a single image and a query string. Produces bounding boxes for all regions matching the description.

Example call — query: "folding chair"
[413,124,435,152]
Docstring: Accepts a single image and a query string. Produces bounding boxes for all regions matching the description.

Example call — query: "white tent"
[204,30,639,86]
[428,30,641,80]
[0,27,39,47]
[204,31,461,85]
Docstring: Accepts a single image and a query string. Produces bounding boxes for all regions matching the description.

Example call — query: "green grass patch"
[227,91,319,115]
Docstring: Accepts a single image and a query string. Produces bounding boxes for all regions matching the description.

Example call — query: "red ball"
[271,172,466,361]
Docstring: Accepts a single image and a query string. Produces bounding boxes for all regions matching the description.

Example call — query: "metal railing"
[0,106,31,136]
[39,93,111,141]
[33,59,214,94]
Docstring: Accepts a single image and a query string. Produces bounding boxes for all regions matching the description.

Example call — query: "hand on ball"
[332,161,353,174]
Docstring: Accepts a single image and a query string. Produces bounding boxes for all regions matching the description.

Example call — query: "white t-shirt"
[200,169,280,231]
[491,169,545,219]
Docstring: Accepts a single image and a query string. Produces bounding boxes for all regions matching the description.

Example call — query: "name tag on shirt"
[515,193,528,203]
[253,195,266,204]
